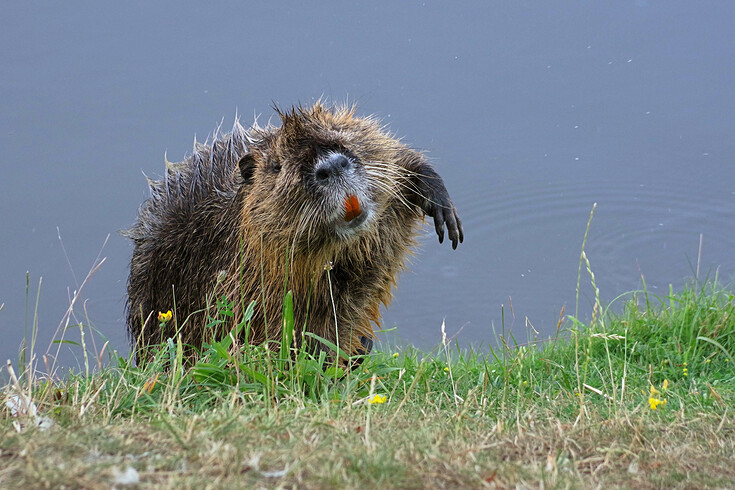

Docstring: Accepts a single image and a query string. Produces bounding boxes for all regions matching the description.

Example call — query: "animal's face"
[239,104,408,246]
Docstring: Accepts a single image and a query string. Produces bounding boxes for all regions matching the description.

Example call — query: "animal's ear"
[238,153,256,185]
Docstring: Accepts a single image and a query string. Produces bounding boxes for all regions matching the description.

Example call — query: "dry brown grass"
[2,391,734,489]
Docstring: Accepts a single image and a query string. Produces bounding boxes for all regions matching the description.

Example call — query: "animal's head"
[238,103,417,249]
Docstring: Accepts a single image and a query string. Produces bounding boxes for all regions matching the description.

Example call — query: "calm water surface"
[2,2,734,368]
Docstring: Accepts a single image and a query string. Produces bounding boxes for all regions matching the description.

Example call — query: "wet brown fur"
[125,102,460,360]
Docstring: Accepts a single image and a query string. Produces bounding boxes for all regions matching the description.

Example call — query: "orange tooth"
[344,195,362,222]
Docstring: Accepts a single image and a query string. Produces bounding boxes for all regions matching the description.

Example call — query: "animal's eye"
[272,161,282,173]
[339,147,356,160]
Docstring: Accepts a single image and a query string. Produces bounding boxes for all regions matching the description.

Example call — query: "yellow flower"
[392,352,399,358]
[648,381,668,410]
[158,310,173,323]
[368,394,387,405]
[649,397,667,410]
[444,367,450,372]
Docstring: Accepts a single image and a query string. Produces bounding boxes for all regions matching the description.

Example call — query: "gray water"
[2,2,734,369]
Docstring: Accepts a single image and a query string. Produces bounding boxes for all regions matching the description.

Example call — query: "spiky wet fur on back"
[126,103,426,359]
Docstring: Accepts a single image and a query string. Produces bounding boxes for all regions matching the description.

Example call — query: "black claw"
[435,216,445,243]
[446,211,458,244]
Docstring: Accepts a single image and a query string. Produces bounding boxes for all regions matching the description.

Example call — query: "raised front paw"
[400,151,464,249]
[424,188,464,249]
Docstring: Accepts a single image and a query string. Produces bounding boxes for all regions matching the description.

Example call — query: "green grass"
[2,276,734,488]
[3,205,734,488]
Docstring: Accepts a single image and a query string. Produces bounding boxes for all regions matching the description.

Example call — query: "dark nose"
[315,153,351,183]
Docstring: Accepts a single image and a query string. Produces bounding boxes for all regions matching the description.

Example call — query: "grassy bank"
[2,279,735,488]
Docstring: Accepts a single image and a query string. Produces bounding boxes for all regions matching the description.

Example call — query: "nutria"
[125,103,463,362]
